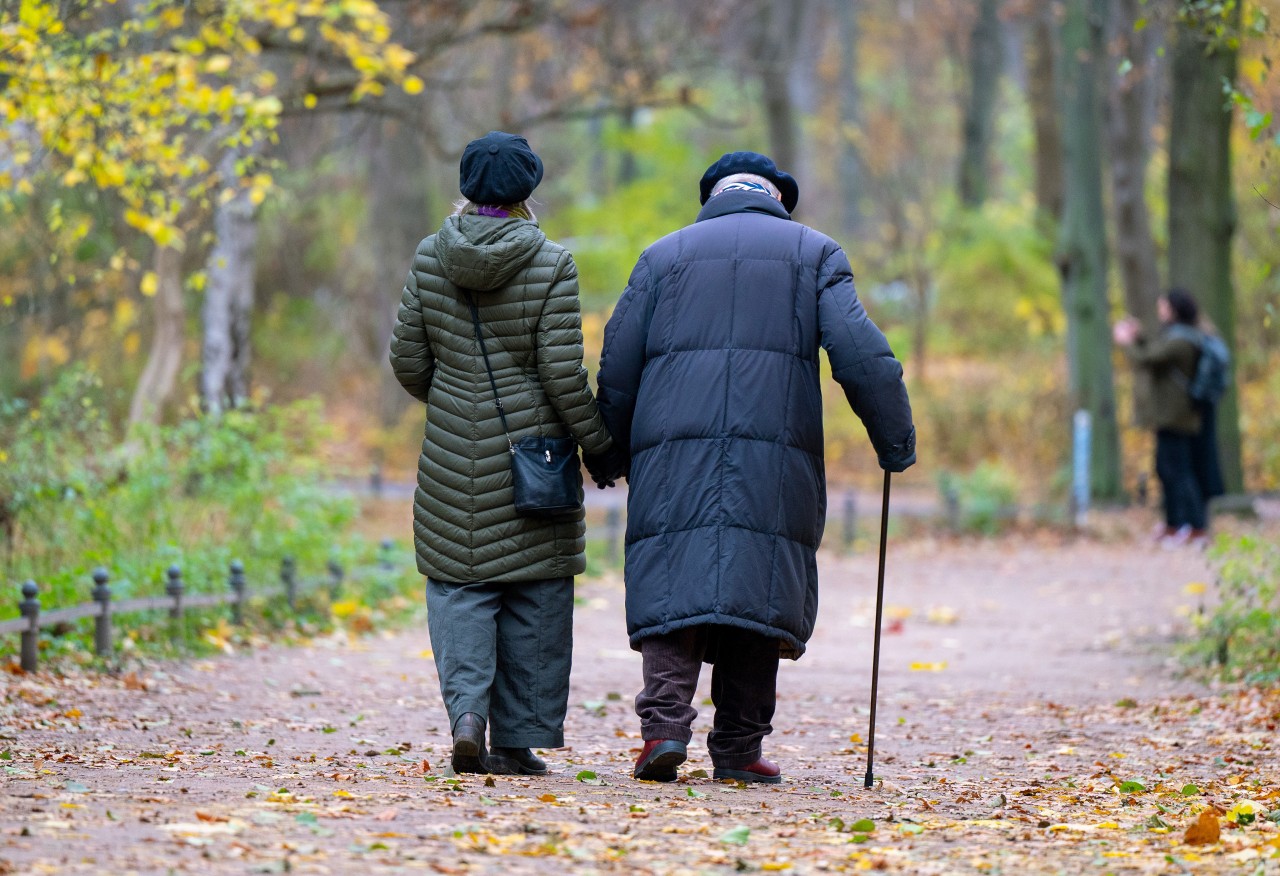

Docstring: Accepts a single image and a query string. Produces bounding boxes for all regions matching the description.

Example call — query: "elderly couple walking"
[389,131,916,783]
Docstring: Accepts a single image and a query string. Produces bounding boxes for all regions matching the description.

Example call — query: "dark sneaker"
[713,756,782,784]
[487,747,548,776]
[451,712,488,774]
[633,739,687,782]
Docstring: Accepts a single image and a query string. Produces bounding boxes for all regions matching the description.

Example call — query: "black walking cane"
[864,470,892,789]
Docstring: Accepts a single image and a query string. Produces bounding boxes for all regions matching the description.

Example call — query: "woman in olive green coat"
[1113,289,1208,546]
[389,132,617,776]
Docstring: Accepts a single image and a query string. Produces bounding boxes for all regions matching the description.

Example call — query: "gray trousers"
[426,577,573,748]
[635,626,779,769]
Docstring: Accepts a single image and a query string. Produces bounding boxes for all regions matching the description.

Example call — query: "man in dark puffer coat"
[594,151,916,784]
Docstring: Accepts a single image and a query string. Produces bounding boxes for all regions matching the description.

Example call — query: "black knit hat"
[459,131,544,205]
[699,151,799,213]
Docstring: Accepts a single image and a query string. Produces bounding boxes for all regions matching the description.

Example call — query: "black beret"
[459,131,544,205]
[699,151,799,213]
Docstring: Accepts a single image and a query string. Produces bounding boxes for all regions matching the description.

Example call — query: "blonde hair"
[452,199,537,221]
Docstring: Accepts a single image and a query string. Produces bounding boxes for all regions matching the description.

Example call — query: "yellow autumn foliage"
[0,0,417,253]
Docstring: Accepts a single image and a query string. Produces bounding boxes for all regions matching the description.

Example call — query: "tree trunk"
[1026,1,1064,224]
[1169,3,1243,493]
[1105,0,1162,433]
[1057,0,1122,500]
[836,0,864,236]
[958,0,1003,207]
[750,0,811,184]
[128,245,185,426]
[367,117,432,428]
[201,150,258,415]
[618,105,638,187]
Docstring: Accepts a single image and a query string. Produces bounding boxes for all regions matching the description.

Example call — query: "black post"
[19,580,39,673]
[943,483,960,533]
[166,564,185,623]
[842,491,857,552]
[606,506,621,566]
[281,556,297,612]
[327,558,344,601]
[229,560,246,625]
[91,567,112,657]
[864,471,892,789]
[379,538,394,571]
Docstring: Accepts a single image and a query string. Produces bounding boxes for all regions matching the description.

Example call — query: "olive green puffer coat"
[1124,327,1201,435]
[389,214,614,583]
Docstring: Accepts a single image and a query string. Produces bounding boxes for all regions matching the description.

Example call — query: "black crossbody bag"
[463,291,582,519]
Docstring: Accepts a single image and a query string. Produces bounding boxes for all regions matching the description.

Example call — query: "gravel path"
[6,534,1277,875]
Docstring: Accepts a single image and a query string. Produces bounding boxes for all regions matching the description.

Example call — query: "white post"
[1072,409,1092,528]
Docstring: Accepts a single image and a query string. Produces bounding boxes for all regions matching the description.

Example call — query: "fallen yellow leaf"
[909,662,947,672]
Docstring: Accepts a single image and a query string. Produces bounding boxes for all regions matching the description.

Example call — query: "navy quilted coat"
[595,192,916,658]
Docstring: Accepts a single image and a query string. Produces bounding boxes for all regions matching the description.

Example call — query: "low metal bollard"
[20,580,39,672]
[943,484,960,533]
[229,560,246,625]
[166,565,185,623]
[91,567,112,657]
[327,558,344,600]
[281,556,297,612]
[842,491,857,552]
[606,506,622,565]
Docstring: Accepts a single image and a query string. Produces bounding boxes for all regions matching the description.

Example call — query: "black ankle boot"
[451,713,488,774]
[487,746,548,776]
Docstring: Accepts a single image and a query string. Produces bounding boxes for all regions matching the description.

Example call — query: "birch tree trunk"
[958,0,1003,207]
[201,150,258,415]
[1057,0,1121,500]
[1169,3,1243,493]
[128,245,185,426]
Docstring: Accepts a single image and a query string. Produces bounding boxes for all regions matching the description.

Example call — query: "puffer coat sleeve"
[817,247,916,471]
[594,254,653,459]
[536,252,614,456]
[390,268,436,404]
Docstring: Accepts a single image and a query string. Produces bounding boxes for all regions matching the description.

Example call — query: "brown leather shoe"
[451,713,488,774]
[633,739,687,782]
[713,756,782,784]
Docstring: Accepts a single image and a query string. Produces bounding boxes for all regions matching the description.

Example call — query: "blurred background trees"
[3,0,1279,515]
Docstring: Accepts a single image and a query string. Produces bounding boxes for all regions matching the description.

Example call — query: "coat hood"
[435,214,547,292]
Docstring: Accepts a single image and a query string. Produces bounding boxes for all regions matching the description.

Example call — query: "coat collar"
[695,190,792,223]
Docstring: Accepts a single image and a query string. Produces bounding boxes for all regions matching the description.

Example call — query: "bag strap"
[462,290,514,453]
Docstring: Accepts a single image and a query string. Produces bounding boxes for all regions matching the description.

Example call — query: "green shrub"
[1187,535,1280,683]
[0,369,419,657]
[937,461,1020,535]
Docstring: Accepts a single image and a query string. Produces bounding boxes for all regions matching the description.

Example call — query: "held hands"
[583,445,629,489]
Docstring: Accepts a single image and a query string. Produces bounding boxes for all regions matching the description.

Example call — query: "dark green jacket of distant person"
[389,213,614,583]
[1124,326,1201,435]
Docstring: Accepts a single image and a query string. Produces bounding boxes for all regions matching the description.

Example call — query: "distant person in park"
[390,132,624,776]
[1113,288,1226,549]
[589,151,917,784]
